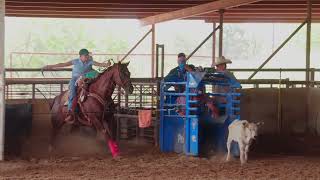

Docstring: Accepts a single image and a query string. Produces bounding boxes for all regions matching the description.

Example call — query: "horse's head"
[112,62,134,94]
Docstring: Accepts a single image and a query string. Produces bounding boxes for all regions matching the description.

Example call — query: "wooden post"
[155,82,160,146]
[32,84,35,99]
[212,22,216,93]
[139,85,143,108]
[0,0,5,161]
[310,68,315,87]
[60,83,63,93]
[151,24,155,78]
[212,22,216,65]
[305,0,312,134]
[155,44,159,78]
[161,45,165,78]
[306,0,312,87]
[219,9,224,57]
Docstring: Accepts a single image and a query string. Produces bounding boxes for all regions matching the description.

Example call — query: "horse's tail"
[35,88,55,110]
[49,96,57,110]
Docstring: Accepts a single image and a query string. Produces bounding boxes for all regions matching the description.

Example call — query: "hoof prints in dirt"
[2,153,320,179]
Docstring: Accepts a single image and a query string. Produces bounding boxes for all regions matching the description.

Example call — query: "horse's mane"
[95,65,114,80]
[88,62,129,86]
[89,63,123,85]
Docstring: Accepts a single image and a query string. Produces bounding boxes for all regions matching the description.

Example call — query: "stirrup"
[65,112,75,124]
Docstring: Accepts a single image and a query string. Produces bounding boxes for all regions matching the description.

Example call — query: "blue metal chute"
[160,69,241,156]
[188,71,206,88]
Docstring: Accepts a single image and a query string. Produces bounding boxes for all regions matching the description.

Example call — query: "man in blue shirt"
[43,48,111,123]
[163,53,196,115]
[164,53,195,92]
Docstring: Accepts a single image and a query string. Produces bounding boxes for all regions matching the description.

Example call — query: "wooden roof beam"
[5,5,181,11]
[201,14,320,17]
[5,9,160,15]
[199,20,320,23]
[200,15,320,19]
[140,0,262,26]
[205,18,320,23]
[5,0,208,6]
[5,3,192,9]
[252,1,319,5]
[233,3,320,9]
[225,9,320,14]
[5,12,146,19]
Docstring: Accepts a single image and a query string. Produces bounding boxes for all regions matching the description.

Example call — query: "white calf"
[226,120,262,165]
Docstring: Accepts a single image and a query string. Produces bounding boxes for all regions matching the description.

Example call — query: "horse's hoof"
[112,152,120,158]
[112,155,122,161]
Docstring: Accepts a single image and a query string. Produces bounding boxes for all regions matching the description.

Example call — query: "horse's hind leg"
[49,118,65,153]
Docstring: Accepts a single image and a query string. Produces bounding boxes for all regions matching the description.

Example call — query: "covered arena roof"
[5,0,319,23]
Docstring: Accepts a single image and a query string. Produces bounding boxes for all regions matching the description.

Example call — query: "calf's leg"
[239,142,245,165]
[226,137,232,162]
[244,144,249,163]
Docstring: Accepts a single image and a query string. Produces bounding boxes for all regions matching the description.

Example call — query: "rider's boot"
[65,110,75,124]
[65,98,77,124]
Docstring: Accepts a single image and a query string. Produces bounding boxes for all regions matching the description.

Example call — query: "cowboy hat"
[212,56,232,66]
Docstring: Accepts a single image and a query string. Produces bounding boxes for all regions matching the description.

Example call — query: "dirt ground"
[2,140,320,180]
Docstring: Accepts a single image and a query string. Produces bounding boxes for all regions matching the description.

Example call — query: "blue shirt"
[71,58,93,78]
[163,64,195,92]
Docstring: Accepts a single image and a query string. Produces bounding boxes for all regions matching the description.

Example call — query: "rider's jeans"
[68,77,78,111]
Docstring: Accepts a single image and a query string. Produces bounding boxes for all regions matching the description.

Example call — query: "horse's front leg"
[88,113,120,158]
[102,118,120,158]
[105,129,120,158]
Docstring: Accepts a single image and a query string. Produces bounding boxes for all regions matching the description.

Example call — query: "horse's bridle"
[117,65,132,92]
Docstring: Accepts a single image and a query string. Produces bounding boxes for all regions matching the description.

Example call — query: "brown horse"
[49,62,133,157]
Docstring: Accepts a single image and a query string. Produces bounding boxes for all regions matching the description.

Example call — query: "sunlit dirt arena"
[2,137,320,180]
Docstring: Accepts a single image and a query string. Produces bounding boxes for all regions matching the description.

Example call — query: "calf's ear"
[256,122,264,126]
[242,121,249,128]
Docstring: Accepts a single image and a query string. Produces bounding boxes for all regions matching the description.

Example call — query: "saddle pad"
[84,70,99,79]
